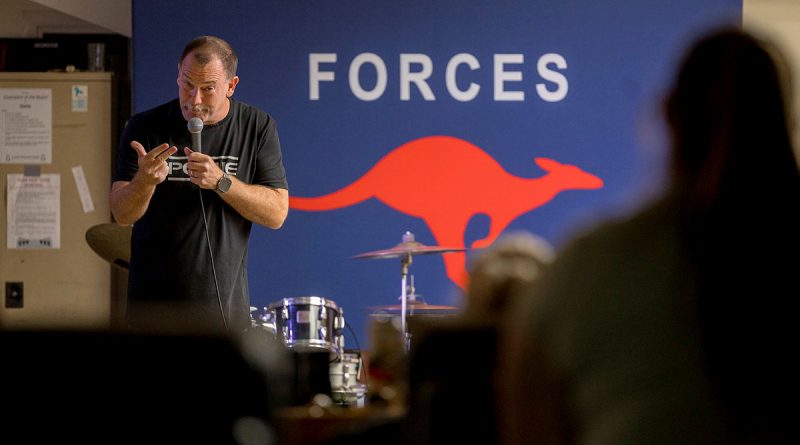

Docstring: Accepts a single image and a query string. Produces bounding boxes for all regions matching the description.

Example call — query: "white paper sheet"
[71,165,95,213]
[7,173,60,249]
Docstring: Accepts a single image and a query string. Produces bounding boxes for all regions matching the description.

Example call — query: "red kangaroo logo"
[290,135,603,289]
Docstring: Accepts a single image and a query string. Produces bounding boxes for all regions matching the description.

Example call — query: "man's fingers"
[130,141,147,157]
[131,142,178,164]
[150,144,173,160]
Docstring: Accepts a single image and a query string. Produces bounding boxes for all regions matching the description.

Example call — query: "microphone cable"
[198,186,228,330]
[189,117,228,330]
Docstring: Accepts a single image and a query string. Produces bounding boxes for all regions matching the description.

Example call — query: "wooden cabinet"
[1,72,113,329]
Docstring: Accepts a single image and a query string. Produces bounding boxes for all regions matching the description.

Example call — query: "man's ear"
[227,76,240,98]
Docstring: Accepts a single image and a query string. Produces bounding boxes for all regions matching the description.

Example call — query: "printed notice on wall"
[7,174,60,249]
[0,88,52,164]
[71,85,88,112]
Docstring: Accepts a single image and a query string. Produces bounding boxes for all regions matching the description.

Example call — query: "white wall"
[744,0,800,148]
[0,0,131,37]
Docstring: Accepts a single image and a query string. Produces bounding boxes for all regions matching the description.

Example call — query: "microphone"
[187,117,203,153]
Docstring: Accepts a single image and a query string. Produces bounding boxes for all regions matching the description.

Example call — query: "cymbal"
[353,240,467,259]
[85,223,131,269]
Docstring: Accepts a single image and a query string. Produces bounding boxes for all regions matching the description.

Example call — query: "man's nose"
[191,88,202,104]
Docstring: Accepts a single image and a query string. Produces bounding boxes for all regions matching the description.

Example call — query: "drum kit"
[86,224,465,407]
[248,231,465,405]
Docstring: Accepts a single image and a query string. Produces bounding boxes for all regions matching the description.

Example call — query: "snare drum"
[267,296,345,355]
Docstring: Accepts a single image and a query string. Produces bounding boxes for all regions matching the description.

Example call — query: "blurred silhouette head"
[665,27,797,207]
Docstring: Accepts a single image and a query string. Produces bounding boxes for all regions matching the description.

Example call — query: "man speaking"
[111,35,288,332]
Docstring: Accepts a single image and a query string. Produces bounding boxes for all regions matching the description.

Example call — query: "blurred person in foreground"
[499,26,799,445]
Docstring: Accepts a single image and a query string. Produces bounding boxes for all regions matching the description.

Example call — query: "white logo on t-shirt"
[166,155,239,181]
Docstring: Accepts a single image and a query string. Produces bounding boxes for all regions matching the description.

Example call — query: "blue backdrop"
[132,0,741,347]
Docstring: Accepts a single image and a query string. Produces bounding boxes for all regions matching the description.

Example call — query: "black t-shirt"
[114,98,288,331]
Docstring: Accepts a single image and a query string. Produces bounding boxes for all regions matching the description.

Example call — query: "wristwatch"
[215,173,232,194]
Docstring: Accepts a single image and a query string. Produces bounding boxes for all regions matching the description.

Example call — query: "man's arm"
[110,141,178,226]
[218,178,288,229]
[110,179,154,226]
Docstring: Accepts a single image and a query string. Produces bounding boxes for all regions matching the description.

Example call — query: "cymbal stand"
[398,230,418,351]
[400,250,412,352]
